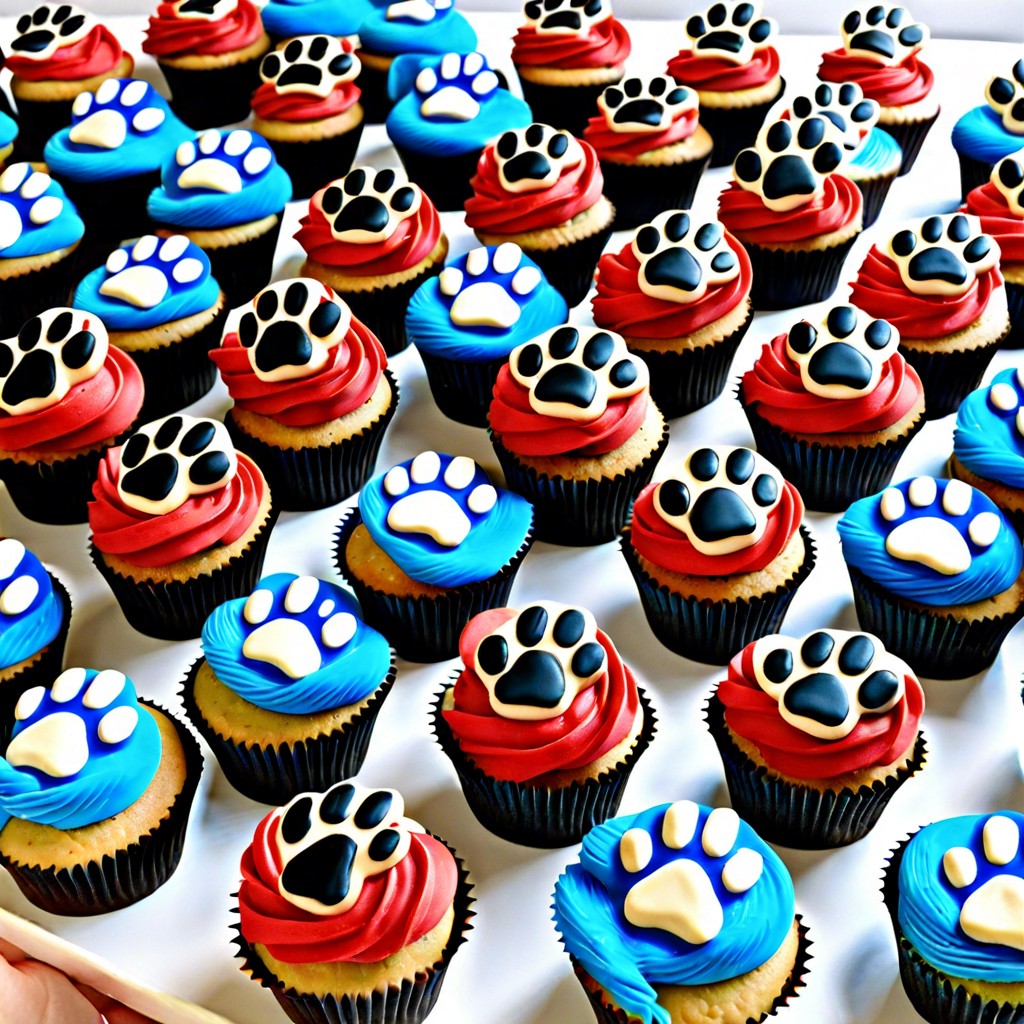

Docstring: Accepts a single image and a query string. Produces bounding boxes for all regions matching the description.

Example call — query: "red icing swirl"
[818,48,934,108]
[511,18,631,70]
[6,25,130,82]
[442,608,640,783]
[239,812,458,964]
[143,0,264,59]
[591,231,751,339]
[0,347,142,453]
[252,81,359,122]
[666,46,780,92]
[582,105,698,161]
[718,641,925,779]
[964,183,1024,264]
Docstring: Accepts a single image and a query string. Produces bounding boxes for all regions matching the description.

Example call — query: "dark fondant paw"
[887,213,997,297]
[985,60,1024,134]
[414,51,499,121]
[170,0,233,17]
[319,166,421,243]
[993,154,1024,218]
[522,0,609,36]
[260,35,357,99]
[790,81,879,152]
[173,128,275,194]
[438,243,542,329]
[598,76,695,133]
[684,0,777,65]
[494,122,583,193]
[11,3,92,60]
[69,78,168,150]
[841,4,928,66]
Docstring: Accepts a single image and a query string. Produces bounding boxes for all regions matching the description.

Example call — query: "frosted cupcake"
[0,111,17,165]
[260,0,376,45]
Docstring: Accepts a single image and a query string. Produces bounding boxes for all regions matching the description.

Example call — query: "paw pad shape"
[99,234,208,310]
[685,0,777,65]
[523,0,609,36]
[319,167,421,243]
[117,413,237,516]
[260,35,357,99]
[474,602,606,719]
[495,123,583,193]
[0,539,50,624]
[511,325,647,421]
[633,211,739,304]
[0,164,66,252]
[982,367,1024,440]
[986,59,1024,134]
[385,0,452,24]
[173,129,274,194]
[887,214,997,297]
[172,0,235,18]
[598,76,695,133]
[993,154,1024,219]
[438,243,542,329]
[12,4,92,61]
[654,445,782,556]
[238,278,350,382]
[790,81,879,152]
[0,307,107,416]
[415,51,499,122]
[70,78,167,151]
[841,4,928,66]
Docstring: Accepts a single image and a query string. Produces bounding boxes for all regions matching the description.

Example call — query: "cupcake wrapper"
[355,58,392,125]
[600,156,712,232]
[431,679,657,848]
[1003,281,1024,349]
[333,508,534,662]
[490,425,669,547]
[418,352,503,428]
[519,77,615,138]
[854,171,898,229]
[180,656,396,805]
[621,525,817,665]
[880,110,939,177]
[520,225,614,310]
[899,332,1005,421]
[847,567,1024,679]
[9,96,74,163]
[159,55,264,130]
[270,121,365,202]
[0,248,77,337]
[225,369,399,511]
[234,839,475,1024]
[0,701,203,916]
[956,153,995,202]
[693,82,786,169]
[392,143,482,213]
[743,234,858,311]
[197,215,283,313]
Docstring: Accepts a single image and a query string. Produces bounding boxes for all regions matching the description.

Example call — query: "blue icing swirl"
[553,802,795,1024]
[847,125,903,180]
[953,367,1024,489]
[358,0,476,57]
[0,540,63,673]
[201,573,392,715]
[147,128,292,231]
[261,0,382,39]
[837,476,1023,607]
[44,79,192,183]
[0,163,84,259]
[406,244,567,362]
[359,451,533,587]
[898,812,1024,983]
[0,112,17,150]
[952,106,1024,166]
[0,668,162,833]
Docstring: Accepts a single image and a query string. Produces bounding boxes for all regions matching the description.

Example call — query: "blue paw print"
[437,244,543,330]
[98,234,210,309]
[68,78,170,151]
[0,163,70,250]
[172,128,276,194]
[0,539,51,626]
[414,51,499,121]
[978,368,1024,443]
[386,0,453,24]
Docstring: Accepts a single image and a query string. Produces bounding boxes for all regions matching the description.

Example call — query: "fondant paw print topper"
[170,0,238,19]
[318,167,421,243]
[522,0,611,36]
[981,368,1024,442]
[172,129,275,194]
[985,60,1024,135]
[260,35,358,99]
[11,3,94,61]
[840,4,928,66]
[494,123,584,193]
[0,164,67,253]
[789,81,880,155]
[438,244,542,330]
[0,539,53,630]
[684,0,777,65]
[597,76,696,134]
[386,0,452,23]
[414,51,500,122]
[992,151,1024,218]
[98,234,208,310]
[885,213,998,297]
[69,79,168,151]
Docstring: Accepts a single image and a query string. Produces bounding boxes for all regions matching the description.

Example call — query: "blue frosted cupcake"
[838,476,1024,679]
[260,0,380,44]
[0,111,17,165]
[406,242,567,425]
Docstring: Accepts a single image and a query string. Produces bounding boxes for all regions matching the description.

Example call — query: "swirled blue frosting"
[953,368,1024,489]
[837,477,1023,606]
[0,540,64,673]
[0,112,17,151]
[898,812,1024,983]
[406,244,567,362]
[847,125,903,180]
[261,0,382,39]
[147,128,292,230]
[358,0,476,57]
[553,802,796,1024]
[0,163,84,259]
[0,668,161,833]
[201,573,392,715]
[358,451,533,587]
[952,106,1024,166]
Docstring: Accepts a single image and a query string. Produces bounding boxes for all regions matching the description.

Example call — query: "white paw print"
[415,51,499,122]
[318,166,421,243]
[983,368,1024,440]
[0,539,46,621]
[173,129,274,194]
[790,81,880,153]
[992,154,1024,219]
[69,79,167,151]
[887,214,998,298]
[385,0,452,23]
[522,0,610,36]
[0,164,66,250]
[494,123,583,194]
[597,75,696,133]
[985,60,1024,134]
[11,4,93,62]
[437,243,541,329]
[841,4,929,66]
[684,0,777,65]
[99,234,206,310]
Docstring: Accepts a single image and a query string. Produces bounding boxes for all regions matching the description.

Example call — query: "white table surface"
[1,12,1023,1024]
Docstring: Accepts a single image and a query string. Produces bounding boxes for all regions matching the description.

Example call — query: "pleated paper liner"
[705,689,926,849]
[620,525,817,666]
[518,77,615,139]
[159,54,264,130]
[692,81,786,170]
[225,369,400,512]
[880,110,939,177]
[900,329,1005,421]
[180,656,396,806]
[1004,282,1024,349]
[847,567,1024,680]
[957,153,996,203]
[333,507,534,662]
[192,215,283,313]
[521,223,614,310]
[743,234,859,312]
[0,700,203,916]
[418,352,504,428]
[599,154,712,232]
[9,96,74,163]
[0,246,79,338]
[270,121,365,203]
[431,679,657,848]
[854,170,898,229]
[354,56,393,125]
[234,838,475,1024]
[392,144,483,214]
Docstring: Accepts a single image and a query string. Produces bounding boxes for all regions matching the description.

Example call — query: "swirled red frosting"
[442,608,640,783]
[592,231,751,338]
[666,46,780,92]
[964,183,1024,264]
[718,642,924,779]
[6,25,130,82]
[0,347,142,453]
[629,478,803,576]
[239,811,458,964]
[464,138,605,235]
[89,448,265,567]
[717,175,862,245]
[143,0,264,59]
[582,105,698,161]
[252,80,359,122]
[741,331,922,435]
[818,49,934,107]
[849,247,1003,340]
[511,18,630,70]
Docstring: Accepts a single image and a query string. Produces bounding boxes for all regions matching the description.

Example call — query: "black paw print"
[172,0,231,16]
[522,0,607,35]
[685,0,777,64]
[259,35,355,96]
[888,213,997,297]
[841,4,928,64]
[986,60,1024,134]
[791,82,879,152]
[319,167,420,242]
[994,154,1024,217]
[598,75,695,132]
[11,4,91,60]
[495,123,582,193]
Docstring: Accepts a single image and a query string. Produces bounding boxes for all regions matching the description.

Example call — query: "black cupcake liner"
[224,369,399,511]
[9,95,73,163]
[621,525,817,665]
[0,248,78,337]
[742,234,859,311]
[0,700,203,916]
[354,55,393,125]
[268,120,365,203]
[690,81,785,170]
[332,507,534,662]
[879,110,939,177]
[899,331,1005,421]
[599,153,712,232]
[518,76,614,138]
[490,422,669,547]
[159,53,264,130]
[431,679,656,848]
[854,171,898,229]
[194,215,283,313]
[392,143,482,213]
[520,223,613,310]
[957,153,996,203]
[180,655,396,805]
[1003,281,1024,349]
[417,352,503,428]
[234,837,475,1024]
[847,566,1024,679]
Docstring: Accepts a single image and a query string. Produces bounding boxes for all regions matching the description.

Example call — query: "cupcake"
[210,277,398,510]
[143,0,270,130]
[464,123,615,308]
[88,413,276,641]
[385,50,532,211]
[621,444,816,665]
[4,4,134,160]
[236,780,473,1024]
[489,324,668,546]
[0,667,202,916]
[553,801,809,1024]
[837,475,1024,679]
[511,0,631,139]
[740,304,926,512]
[849,213,1009,419]
[182,573,395,805]
[148,127,292,311]
[405,242,567,427]
[666,0,782,168]
[435,601,655,847]
[818,4,938,176]
[0,307,143,524]
[260,0,376,46]
[708,628,926,849]
[718,113,862,310]
[297,166,448,355]
[333,450,534,662]
[252,35,364,202]
[73,234,226,422]
[592,210,753,418]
